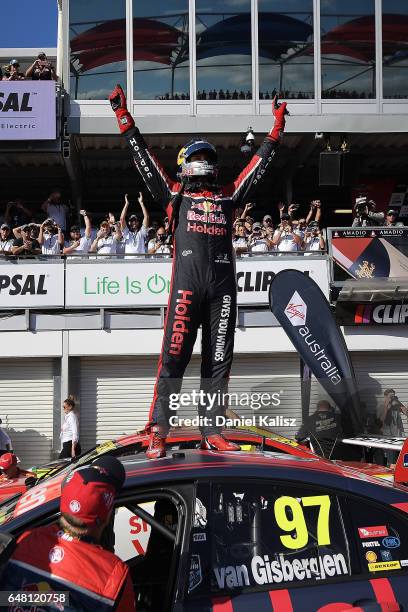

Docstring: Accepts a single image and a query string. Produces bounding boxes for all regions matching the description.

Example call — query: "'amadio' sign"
[0,81,56,140]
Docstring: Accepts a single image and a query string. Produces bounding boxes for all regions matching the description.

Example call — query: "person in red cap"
[0,452,34,483]
[1,457,135,611]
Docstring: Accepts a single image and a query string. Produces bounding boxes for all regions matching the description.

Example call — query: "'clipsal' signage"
[0,81,56,140]
[0,263,64,308]
[336,301,408,325]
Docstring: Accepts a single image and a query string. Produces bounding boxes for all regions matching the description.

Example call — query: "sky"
[1,0,57,48]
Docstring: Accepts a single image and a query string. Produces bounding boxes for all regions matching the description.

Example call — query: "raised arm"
[138,192,149,228]
[224,97,288,206]
[120,194,130,231]
[109,85,178,214]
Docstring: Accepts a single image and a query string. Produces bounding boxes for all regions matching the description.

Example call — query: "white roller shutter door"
[352,351,408,435]
[0,358,55,467]
[79,354,303,449]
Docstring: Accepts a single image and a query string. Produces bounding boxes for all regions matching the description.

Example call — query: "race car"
[1,446,408,611]
[0,428,316,506]
[0,427,399,507]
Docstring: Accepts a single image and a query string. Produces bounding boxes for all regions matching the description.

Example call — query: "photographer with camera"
[232,222,249,254]
[2,59,25,81]
[148,226,173,256]
[304,221,325,253]
[379,389,408,464]
[272,213,303,252]
[352,196,384,227]
[247,222,273,253]
[11,225,41,258]
[38,219,64,256]
[90,219,122,257]
[25,52,57,81]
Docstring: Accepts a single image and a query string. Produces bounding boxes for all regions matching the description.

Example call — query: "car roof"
[3,447,408,530]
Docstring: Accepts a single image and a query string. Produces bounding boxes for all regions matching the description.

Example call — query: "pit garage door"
[79,354,303,450]
[352,351,408,435]
[0,358,55,467]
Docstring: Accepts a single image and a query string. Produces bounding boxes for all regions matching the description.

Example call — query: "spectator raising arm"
[138,192,149,228]
[120,193,130,231]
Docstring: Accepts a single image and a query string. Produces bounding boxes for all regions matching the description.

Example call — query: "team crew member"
[59,396,81,458]
[296,400,343,458]
[0,452,34,482]
[0,419,12,456]
[110,84,287,458]
[1,457,135,611]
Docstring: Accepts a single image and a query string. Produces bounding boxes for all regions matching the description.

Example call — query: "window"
[345,496,408,575]
[258,0,314,100]
[196,0,252,100]
[69,0,127,100]
[320,0,376,99]
[114,495,180,611]
[132,0,190,100]
[382,1,408,99]
[187,481,351,597]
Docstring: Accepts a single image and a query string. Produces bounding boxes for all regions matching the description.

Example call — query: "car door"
[112,483,193,612]
[182,479,407,611]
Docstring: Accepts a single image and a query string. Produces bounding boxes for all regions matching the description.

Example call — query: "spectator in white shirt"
[304,223,326,253]
[59,396,81,459]
[247,222,272,253]
[38,219,64,255]
[89,220,122,257]
[120,192,149,257]
[273,214,303,252]
[63,210,93,257]
[41,191,69,231]
[148,226,173,256]
[232,223,249,254]
[0,225,14,254]
[0,418,12,455]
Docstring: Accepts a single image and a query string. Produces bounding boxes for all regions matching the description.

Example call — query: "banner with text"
[0,81,56,140]
[329,227,408,281]
[65,258,329,308]
[0,262,64,308]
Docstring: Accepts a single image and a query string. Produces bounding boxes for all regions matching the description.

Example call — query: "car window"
[114,495,180,612]
[345,496,408,575]
[187,480,352,597]
[114,501,154,562]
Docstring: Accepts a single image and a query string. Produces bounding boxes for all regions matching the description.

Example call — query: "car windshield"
[34,440,120,484]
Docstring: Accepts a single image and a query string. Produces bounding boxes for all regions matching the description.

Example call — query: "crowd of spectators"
[159,89,314,101]
[1,53,57,81]
[1,189,405,259]
[233,199,325,254]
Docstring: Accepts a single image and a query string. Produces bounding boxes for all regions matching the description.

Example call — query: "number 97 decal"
[274,495,331,550]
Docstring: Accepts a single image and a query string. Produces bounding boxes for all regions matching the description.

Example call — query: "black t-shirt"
[32,63,54,80]
[13,238,40,257]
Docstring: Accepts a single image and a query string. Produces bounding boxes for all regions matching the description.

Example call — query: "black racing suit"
[124,127,281,435]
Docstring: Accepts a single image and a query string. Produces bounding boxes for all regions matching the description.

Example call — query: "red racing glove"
[109,84,135,133]
[268,96,288,142]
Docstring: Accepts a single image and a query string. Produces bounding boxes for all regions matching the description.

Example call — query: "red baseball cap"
[0,453,17,470]
[60,466,116,526]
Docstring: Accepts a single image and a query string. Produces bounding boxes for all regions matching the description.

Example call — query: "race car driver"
[1,456,135,611]
[110,84,288,459]
[0,452,34,482]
